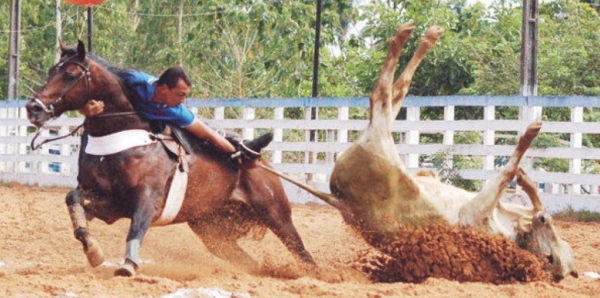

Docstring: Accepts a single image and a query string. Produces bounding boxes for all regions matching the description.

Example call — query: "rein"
[30,111,139,150]
[30,123,84,151]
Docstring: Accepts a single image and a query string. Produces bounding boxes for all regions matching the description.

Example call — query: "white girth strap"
[152,165,188,226]
[85,130,156,155]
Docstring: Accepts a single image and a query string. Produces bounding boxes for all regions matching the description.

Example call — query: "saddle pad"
[85,130,155,155]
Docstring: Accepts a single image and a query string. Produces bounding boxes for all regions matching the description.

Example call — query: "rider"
[79,66,270,162]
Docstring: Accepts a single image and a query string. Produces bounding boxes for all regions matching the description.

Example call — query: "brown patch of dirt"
[1,184,599,298]
[355,224,548,284]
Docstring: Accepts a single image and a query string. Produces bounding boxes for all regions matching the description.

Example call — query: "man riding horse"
[27,41,314,276]
[79,65,270,164]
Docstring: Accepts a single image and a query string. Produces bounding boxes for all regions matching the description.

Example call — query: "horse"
[25,40,315,276]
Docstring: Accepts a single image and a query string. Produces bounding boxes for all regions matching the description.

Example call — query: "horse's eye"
[547,254,554,264]
[64,72,76,81]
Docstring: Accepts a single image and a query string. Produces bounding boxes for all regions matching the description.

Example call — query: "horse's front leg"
[114,192,157,277]
[66,188,104,267]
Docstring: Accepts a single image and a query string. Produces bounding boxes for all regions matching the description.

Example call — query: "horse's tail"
[257,163,346,211]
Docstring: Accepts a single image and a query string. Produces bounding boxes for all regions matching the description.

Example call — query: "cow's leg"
[391,25,444,117]
[66,188,105,267]
[459,122,542,227]
[369,24,415,129]
[114,192,157,277]
[516,167,546,212]
[348,24,438,206]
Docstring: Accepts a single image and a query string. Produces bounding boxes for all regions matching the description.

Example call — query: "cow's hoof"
[84,239,104,268]
[526,121,543,135]
[114,259,137,277]
[397,23,416,37]
[425,25,444,42]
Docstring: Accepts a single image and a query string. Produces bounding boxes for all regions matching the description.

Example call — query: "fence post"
[214,107,224,120]
[38,129,50,174]
[406,106,420,169]
[60,125,70,175]
[483,105,496,175]
[242,107,255,140]
[4,107,19,173]
[0,107,7,172]
[483,105,503,190]
[337,106,349,158]
[570,107,583,194]
[19,106,28,173]
[443,105,455,169]
[272,107,284,164]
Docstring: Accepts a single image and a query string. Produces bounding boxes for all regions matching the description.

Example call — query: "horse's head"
[26,40,91,127]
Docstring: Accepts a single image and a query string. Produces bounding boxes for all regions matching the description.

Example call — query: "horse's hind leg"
[264,218,315,265]
[239,167,315,266]
[188,219,261,273]
[66,188,104,267]
[246,195,315,266]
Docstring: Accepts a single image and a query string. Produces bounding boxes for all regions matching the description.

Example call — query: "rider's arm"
[184,119,236,154]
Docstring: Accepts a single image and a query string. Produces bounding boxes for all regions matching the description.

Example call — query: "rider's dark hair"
[156,66,192,89]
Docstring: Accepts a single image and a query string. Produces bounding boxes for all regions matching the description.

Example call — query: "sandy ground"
[1,183,599,298]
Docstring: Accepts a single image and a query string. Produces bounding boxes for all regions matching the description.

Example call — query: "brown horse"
[25,41,315,276]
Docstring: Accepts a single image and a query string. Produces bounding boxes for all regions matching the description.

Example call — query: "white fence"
[1,96,599,212]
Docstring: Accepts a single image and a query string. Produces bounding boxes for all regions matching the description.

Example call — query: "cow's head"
[517,211,578,282]
[516,169,578,282]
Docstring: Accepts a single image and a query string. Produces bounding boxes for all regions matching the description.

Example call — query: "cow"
[261,23,578,282]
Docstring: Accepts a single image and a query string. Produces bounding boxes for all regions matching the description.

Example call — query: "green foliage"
[6,0,600,100]
[4,0,599,177]
[420,130,484,192]
[0,2,9,98]
[424,148,482,192]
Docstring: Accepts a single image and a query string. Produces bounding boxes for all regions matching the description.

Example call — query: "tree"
[580,0,600,14]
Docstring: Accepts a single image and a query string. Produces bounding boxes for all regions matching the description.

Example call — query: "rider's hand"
[79,100,105,117]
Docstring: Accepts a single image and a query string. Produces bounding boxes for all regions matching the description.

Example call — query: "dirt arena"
[1,184,599,298]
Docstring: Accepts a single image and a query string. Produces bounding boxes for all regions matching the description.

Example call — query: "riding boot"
[221,131,274,161]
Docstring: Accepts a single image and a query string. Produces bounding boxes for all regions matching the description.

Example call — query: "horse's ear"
[76,40,86,61]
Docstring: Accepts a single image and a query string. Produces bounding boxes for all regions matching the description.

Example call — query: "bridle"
[31,58,92,119]
[29,57,92,150]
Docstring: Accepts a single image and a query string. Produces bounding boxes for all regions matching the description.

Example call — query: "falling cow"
[264,23,578,282]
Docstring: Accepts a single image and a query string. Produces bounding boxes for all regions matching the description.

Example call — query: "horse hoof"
[114,260,137,277]
[84,239,104,267]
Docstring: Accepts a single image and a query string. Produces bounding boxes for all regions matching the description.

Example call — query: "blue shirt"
[121,70,195,127]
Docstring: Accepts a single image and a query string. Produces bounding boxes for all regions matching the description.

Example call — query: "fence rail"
[2,96,599,212]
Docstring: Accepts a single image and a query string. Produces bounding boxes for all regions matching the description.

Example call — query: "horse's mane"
[60,46,142,104]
